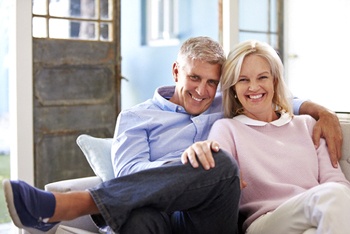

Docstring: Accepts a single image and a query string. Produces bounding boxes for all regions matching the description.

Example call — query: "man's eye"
[189,76,199,80]
[208,80,219,86]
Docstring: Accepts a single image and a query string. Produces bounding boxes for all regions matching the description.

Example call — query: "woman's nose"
[248,82,259,91]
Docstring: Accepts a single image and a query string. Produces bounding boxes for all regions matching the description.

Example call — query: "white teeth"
[192,96,202,101]
[249,94,263,99]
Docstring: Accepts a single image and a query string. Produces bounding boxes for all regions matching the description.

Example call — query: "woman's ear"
[231,86,238,98]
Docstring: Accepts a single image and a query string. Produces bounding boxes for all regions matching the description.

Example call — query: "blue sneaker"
[2,179,59,232]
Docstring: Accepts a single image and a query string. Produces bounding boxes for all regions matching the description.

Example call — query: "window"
[143,0,179,46]
[285,0,350,113]
[239,0,282,56]
[32,0,114,41]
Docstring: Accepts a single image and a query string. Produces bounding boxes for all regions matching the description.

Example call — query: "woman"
[182,40,350,233]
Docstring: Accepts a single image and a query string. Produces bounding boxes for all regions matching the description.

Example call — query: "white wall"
[121,0,220,110]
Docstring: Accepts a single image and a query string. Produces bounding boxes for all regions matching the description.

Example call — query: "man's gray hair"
[177,36,226,66]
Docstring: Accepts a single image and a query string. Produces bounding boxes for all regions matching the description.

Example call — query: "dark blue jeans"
[89,150,240,234]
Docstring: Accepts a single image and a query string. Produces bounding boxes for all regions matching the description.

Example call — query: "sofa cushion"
[339,122,350,181]
[76,134,114,181]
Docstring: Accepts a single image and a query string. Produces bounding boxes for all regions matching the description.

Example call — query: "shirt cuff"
[293,97,306,115]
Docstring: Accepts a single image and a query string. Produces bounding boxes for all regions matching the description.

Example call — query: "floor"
[0,222,12,234]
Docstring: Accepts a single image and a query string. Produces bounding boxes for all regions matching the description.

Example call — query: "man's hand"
[181,140,220,170]
[299,101,343,167]
[312,109,343,167]
[182,141,248,188]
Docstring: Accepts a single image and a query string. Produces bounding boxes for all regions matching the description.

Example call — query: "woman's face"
[234,54,276,121]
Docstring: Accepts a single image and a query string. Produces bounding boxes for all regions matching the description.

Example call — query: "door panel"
[33,2,120,188]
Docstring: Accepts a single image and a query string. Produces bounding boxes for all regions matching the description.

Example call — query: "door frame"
[10,0,34,183]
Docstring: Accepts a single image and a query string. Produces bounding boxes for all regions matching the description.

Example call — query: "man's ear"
[172,62,179,82]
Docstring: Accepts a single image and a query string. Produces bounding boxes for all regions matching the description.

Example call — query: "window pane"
[49,19,97,40]
[49,0,70,18]
[33,0,114,41]
[239,32,278,50]
[270,0,278,32]
[33,0,48,15]
[144,0,179,46]
[100,0,112,20]
[239,0,278,33]
[49,0,97,19]
[78,21,97,39]
[100,23,112,41]
[49,18,71,39]
[32,17,47,38]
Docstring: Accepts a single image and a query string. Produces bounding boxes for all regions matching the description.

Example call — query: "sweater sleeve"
[317,138,350,187]
[208,119,237,159]
[303,118,350,188]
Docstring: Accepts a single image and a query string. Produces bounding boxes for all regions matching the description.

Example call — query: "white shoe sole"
[2,179,25,229]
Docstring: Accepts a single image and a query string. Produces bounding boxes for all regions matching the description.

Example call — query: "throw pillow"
[76,134,114,182]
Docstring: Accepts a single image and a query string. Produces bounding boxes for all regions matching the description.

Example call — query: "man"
[3,36,342,234]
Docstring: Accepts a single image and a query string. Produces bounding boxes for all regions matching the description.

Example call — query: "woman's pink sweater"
[208,114,349,232]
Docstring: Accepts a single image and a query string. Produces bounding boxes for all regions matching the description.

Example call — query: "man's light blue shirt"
[112,86,303,177]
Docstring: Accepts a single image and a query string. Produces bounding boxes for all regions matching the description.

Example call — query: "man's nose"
[195,82,206,96]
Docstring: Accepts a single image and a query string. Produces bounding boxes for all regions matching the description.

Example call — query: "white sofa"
[23,121,350,234]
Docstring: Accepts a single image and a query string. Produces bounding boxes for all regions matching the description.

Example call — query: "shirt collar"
[154,86,185,113]
[153,86,223,115]
[233,112,293,127]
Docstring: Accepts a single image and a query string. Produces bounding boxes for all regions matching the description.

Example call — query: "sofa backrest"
[339,122,350,181]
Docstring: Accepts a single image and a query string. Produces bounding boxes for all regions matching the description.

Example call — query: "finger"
[326,141,339,168]
[312,124,322,148]
[189,144,210,170]
[333,127,343,161]
[199,142,217,169]
[187,150,200,168]
[210,141,220,152]
[181,152,188,165]
[325,131,343,168]
[336,139,343,161]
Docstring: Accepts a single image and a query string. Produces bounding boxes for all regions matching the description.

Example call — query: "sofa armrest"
[339,122,350,181]
[45,176,102,192]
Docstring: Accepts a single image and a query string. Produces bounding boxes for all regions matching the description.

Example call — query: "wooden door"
[32,0,121,188]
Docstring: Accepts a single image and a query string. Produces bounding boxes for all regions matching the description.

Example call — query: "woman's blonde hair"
[221,40,293,118]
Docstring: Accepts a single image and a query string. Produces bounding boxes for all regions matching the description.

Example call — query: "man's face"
[170,58,221,115]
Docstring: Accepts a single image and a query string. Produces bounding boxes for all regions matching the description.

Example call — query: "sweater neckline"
[233,112,292,127]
